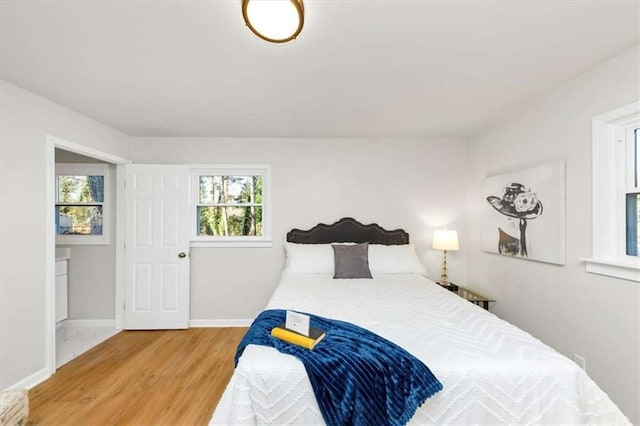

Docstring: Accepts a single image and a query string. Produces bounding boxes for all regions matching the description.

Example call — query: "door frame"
[44,135,130,376]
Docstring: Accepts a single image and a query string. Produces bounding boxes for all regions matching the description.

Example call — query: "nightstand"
[437,282,495,310]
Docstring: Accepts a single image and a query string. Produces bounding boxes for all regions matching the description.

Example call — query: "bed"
[211,218,629,425]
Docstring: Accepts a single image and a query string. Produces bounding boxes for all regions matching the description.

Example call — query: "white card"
[285,310,310,336]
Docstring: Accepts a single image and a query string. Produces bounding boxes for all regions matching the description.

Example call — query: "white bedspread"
[211,274,629,425]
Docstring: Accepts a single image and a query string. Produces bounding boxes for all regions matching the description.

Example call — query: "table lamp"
[432,229,459,285]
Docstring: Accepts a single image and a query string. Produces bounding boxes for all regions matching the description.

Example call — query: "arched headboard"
[286,217,409,245]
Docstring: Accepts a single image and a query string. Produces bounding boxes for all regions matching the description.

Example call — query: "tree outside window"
[190,165,271,247]
[197,175,263,237]
[55,163,109,245]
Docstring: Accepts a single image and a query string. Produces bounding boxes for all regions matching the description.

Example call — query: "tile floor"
[56,323,119,368]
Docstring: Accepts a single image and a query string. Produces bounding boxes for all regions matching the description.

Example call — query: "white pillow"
[283,243,334,274]
[368,244,428,276]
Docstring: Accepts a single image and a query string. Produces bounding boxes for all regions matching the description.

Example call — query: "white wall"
[55,149,116,320]
[131,137,470,320]
[466,45,640,422]
[0,80,130,389]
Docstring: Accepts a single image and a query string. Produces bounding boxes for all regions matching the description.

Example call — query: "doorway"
[45,135,129,375]
[54,149,119,366]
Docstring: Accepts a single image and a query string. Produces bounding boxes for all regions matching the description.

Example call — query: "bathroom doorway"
[45,136,129,374]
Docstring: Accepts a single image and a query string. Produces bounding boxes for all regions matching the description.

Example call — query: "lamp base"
[440,249,450,285]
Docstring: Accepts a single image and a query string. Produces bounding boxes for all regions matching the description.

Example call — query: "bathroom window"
[55,163,109,245]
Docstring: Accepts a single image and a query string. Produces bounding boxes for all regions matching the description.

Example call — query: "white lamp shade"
[432,229,459,251]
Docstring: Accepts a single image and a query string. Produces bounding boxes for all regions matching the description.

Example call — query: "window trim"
[189,164,272,248]
[582,101,640,282]
[55,163,109,246]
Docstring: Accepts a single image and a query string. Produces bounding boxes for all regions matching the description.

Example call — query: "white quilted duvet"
[211,274,629,425]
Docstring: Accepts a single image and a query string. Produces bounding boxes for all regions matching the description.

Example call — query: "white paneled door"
[125,165,190,329]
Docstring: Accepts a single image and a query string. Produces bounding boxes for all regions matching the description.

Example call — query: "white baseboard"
[61,319,115,328]
[64,318,250,328]
[5,367,49,391]
[190,319,253,327]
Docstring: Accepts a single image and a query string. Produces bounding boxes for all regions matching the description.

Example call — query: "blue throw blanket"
[235,309,442,426]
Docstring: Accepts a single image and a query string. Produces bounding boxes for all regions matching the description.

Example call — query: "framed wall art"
[482,160,566,265]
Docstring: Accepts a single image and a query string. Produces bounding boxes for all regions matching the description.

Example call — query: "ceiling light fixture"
[242,0,304,43]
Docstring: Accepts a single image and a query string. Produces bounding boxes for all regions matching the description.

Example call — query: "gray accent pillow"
[332,243,373,279]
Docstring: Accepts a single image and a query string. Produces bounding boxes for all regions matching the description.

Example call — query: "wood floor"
[29,327,247,425]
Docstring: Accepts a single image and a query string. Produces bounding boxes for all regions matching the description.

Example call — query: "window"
[190,165,271,247]
[626,128,639,256]
[55,163,109,245]
[584,102,640,281]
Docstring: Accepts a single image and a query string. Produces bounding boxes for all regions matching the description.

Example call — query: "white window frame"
[55,163,109,245]
[189,165,272,248]
[583,101,640,281]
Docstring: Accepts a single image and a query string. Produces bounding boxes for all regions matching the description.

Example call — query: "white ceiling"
[1,1,638,138]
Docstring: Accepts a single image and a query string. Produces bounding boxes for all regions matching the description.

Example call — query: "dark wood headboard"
[286,217,409,245]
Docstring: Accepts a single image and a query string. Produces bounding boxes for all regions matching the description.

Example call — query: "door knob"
[178,252,187,258]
